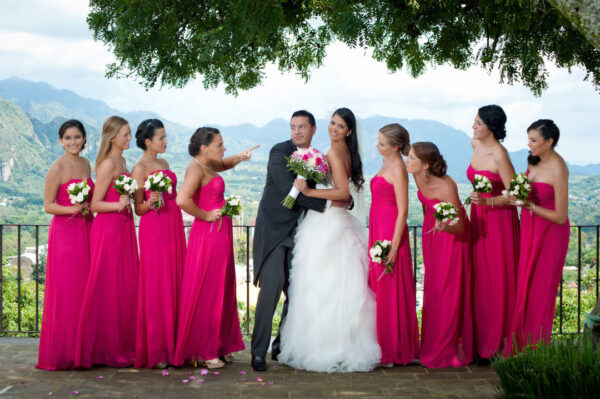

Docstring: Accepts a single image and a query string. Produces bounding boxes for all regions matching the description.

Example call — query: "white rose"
[230,199,239,206]
[82,187,90,195]
[502,190,508,197]
[524,183,530,190]
[167,186,172,194]
[76,192,84,203]
[124,184,130,191]
[158,171,164,178]
[67,183,76,192]
[159,181,165,187]
[373,256,381,263]
[144,181,151,190]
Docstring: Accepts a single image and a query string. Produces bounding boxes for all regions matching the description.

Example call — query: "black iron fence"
[1,223,598,336]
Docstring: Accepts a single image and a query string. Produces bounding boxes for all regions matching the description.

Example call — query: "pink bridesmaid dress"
[75,174,139,368]
[135,169,186,368]
[509,179,569,352]
[467,164,519,358]
[37,178,94,370]
[368,176,419,365]
[418,190,474,368]
[173,175,244,364]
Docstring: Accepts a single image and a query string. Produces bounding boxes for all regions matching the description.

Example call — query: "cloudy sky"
[1,1,599,164]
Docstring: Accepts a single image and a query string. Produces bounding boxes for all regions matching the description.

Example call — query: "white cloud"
[0,1,599,164]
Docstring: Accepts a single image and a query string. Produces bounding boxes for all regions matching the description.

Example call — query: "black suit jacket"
[252,140,326,285]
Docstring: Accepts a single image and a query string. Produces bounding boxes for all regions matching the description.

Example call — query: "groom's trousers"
[251,234,294,358]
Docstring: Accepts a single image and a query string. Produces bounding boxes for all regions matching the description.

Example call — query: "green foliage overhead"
[87,0,600,95]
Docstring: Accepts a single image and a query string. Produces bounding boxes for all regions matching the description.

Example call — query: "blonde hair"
[379,123,410,156]
[95,116,129,172]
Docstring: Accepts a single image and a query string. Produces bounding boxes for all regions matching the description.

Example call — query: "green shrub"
[492,336,600,398]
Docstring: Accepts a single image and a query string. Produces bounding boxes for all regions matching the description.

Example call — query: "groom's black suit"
[251,139,326,359]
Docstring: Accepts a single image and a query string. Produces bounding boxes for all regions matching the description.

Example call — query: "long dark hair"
[333,107,364,191]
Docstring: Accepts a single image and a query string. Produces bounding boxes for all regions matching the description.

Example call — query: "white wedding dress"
[278,180,381,373]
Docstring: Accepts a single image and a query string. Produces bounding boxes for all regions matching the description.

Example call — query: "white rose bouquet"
[144,171,172,210]
[113,174,138,212]
[282,147,329,209]
[213,195,242,232]
[67,179,91,216]
[433,202,459,226]
[464,174,493,205]
[503,172,531,206]
[370,240,393,279]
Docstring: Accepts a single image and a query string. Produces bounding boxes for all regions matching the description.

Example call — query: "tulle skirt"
[278,207,381,373]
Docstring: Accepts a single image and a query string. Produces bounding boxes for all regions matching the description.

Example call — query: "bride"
[277,108,381,373]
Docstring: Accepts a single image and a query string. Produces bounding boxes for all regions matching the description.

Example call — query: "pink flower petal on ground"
[261,383,266,387]
[239,371,246,375]
[268,381,274,385]
[189,376,196,380]
[97,376,104,380]
[212,371,221,376]
[256,377,264,382]
[71,391,79,396]
[200,369,209,376]
[161,370,170,376]
[197,379,204,384]
[241,378,248,382]
[182,379,189,383]
[167,367,174,370]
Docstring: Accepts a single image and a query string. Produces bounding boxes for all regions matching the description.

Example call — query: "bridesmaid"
[75,116,139,368]
[37,120,94,370]
[467,105,519,362]
[132,119,186,368]
[368,123,419,367]
[173,127,255,368]
[508,120,569,352]
[406,142,474,368]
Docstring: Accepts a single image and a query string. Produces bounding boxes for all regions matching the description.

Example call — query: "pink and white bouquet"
[433,202,459,226]
[113,174,138,211]
[503,172,531,206]
[464,174,492,205]
[282,147,329,209]
[67,179,91,216]
[370,240,393,278]
[144,171,172,209]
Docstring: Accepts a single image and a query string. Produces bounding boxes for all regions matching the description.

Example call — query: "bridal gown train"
[278,195,381,373]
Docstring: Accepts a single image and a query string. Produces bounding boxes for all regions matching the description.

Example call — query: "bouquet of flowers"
[144,171,172,210]
[113,174,138,212]
[214,195,242,231]
[67,179,91,216]
[433,202,459,226]
[464,174,493,205]
[281,147,329,209]
[370,240,393,279]
[503,172,531,206]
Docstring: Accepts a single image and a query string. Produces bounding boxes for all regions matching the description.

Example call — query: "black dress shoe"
[271,349,280,361]
[251,355,267,371]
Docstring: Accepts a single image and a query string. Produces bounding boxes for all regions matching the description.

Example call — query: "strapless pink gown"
[467,164,519,358]
[418,190,474,368]
[37,178,94,370]
[75,174,139,368]
[135,170,186,368]
[508,179,569,352]
[368,176,419,365]
[173,175,244,364]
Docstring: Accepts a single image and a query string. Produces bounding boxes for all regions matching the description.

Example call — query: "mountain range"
[0,77,598,199]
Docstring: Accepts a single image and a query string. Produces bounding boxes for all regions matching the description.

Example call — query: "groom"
[251,110,329,371]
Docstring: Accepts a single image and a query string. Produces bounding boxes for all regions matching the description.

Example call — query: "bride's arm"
[295,150,350,201]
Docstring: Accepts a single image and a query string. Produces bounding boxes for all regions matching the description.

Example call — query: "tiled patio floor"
[0,338,499,398]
